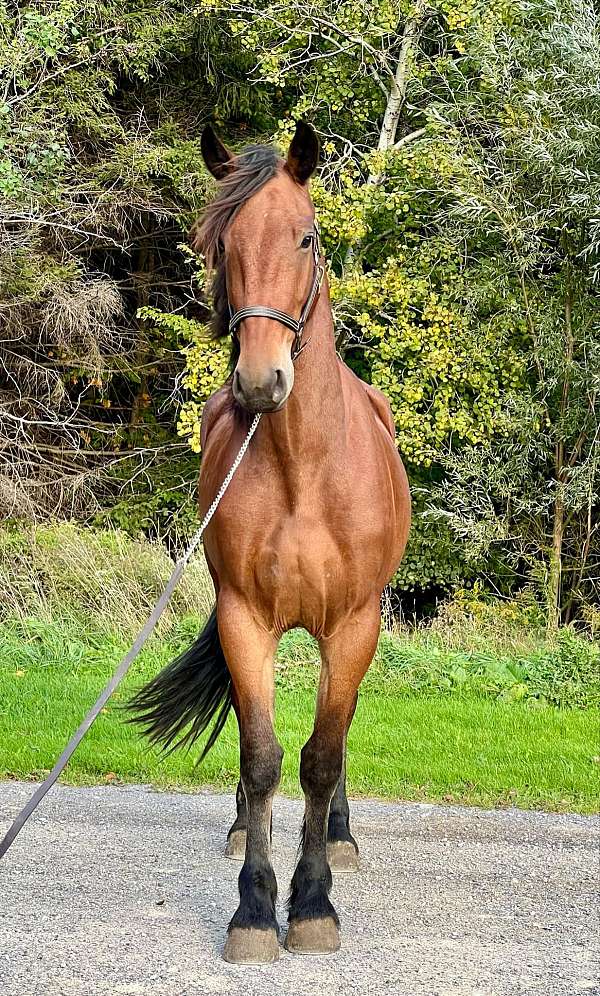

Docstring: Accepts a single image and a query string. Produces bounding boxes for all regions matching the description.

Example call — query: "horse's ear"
[201,124,235,180]
[286,121,319,185]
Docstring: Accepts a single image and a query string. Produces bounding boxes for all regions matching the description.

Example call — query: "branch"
[376,2,428,154]
[391,126,427,150]
[343,5,429,270]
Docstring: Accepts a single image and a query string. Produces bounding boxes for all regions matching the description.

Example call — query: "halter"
[228,220,325,360]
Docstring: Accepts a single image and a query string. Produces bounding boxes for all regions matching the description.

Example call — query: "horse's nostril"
[273,369,286,401]
[233,370,241,394]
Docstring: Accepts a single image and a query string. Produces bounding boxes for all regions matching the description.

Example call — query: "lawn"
[1,615,598,813]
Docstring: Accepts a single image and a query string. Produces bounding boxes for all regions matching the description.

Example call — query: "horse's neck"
[263,289,344,461]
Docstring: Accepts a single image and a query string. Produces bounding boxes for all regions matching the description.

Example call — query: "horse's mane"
[191,145,281,347]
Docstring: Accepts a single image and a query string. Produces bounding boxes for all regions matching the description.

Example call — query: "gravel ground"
[0,781,598,996]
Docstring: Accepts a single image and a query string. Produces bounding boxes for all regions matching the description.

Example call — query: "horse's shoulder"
[362,382,396,439]
[201,386,232,449]
[340,362,396,440]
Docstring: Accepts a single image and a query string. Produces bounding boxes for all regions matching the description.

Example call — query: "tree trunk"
[547,278,575,633]
[343,2,427,280]
[376,1,427,155]
[547,486,564,634]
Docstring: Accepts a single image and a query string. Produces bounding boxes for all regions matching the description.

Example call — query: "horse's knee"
[241,729,283,799]
[300,733,343,800]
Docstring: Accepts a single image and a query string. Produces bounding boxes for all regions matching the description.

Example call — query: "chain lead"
[180,412,262,567]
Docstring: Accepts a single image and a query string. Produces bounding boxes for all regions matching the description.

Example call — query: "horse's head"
[197,122,320,414]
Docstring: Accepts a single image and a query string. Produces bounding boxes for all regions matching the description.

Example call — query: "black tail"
[128,607,232,760]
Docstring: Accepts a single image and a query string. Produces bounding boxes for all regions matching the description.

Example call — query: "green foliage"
[178,0,599,615]
[137,306,231,453]
[415,0,600,621]
[97,455,200,537]
[276,619,600,711]
[331,254,523,466]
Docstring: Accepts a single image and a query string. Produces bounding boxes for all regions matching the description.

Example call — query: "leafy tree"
[2,0,598,625]
[178,0,523,597]
[0,1,266,523]
[416,0,600,627]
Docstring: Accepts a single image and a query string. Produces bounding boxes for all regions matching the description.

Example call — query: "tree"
[2,0,598,624]
[179,0,599,621]
[0,1,267,528]
[179,0,523,598]
[417,0,600,627]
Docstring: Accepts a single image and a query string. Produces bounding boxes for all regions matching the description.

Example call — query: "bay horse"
[130,121,411,964]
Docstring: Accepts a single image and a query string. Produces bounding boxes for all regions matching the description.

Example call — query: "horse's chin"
[232,393,289,415]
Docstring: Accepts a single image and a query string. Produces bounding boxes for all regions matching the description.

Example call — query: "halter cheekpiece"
[228,220,324,360]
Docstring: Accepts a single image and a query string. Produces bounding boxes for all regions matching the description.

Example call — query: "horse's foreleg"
[223,689,249,859]
[218,594,282,964]
[286,602,381,955]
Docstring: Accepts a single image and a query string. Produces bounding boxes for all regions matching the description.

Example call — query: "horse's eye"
[300,234,313,249]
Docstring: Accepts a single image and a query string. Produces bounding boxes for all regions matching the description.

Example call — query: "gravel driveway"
[0,781,598,995]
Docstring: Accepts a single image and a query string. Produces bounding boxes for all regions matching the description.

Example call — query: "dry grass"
[0,522,214,638]
[42,277,125,368]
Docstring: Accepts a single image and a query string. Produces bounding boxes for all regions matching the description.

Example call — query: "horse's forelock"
[192,145,281,344]
[193,145,281,262]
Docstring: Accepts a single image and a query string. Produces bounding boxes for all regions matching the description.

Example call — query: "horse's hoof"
[223,927,279,964]
[224,829,246,860]
[327,840,359,873]
[285,917,340,955]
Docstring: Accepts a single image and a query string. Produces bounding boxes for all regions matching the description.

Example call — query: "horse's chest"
[256,526,340,586]
[251,511,362,632]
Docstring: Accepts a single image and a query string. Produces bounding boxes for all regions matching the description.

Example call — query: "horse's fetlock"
[327,810,354,845]
[288,863,338,925]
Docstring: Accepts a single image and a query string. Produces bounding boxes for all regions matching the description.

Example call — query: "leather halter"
[228,220,325,360]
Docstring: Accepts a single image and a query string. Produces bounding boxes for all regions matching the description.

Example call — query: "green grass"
[1,616,598,813]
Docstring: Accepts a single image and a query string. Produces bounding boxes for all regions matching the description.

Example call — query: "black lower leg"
[229,808,278,932]
[227,780,247,838]
[288,732,342,925]
[228,725,282,934]
[327,751,357,850]
[228,697,248,840]
[327,697,358,849]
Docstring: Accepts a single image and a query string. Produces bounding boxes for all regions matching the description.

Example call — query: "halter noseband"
[228,221,325,360]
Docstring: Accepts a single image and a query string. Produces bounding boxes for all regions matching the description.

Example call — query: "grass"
[0,523,597,814]
[1,615,598,813]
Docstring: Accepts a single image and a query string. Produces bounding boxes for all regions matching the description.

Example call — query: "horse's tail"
[128,606,232,760]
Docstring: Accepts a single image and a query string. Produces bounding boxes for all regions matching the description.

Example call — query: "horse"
[130,121,411,965]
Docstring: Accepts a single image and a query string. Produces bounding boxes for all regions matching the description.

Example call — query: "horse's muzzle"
[232,366,291,413]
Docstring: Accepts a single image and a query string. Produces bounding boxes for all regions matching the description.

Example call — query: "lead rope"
[0,413,262,860]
